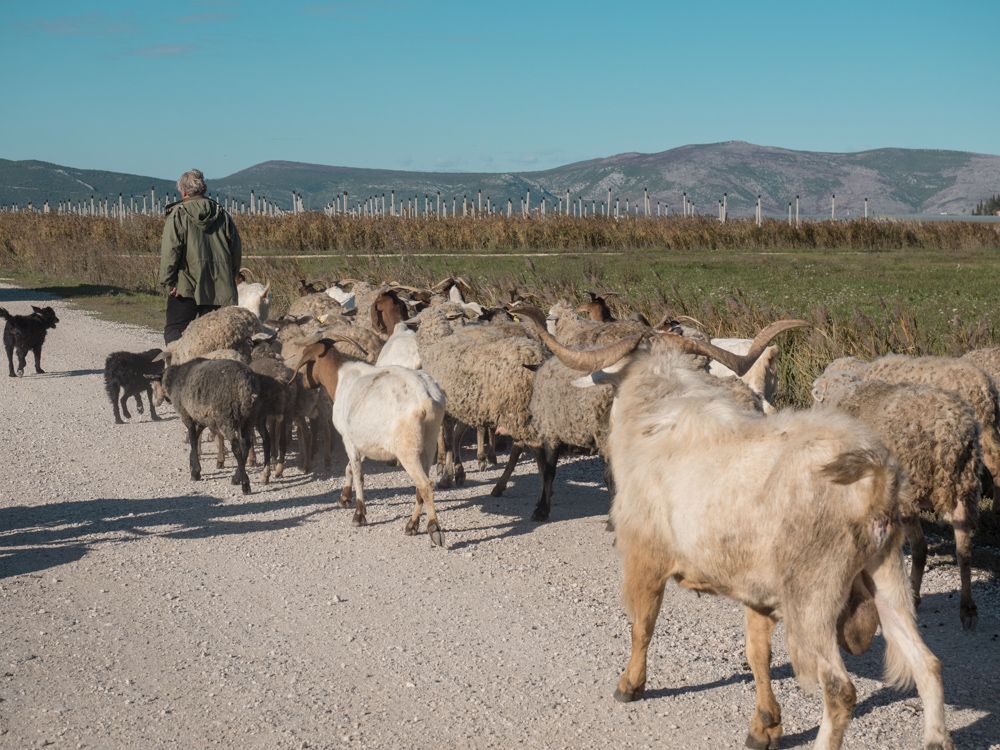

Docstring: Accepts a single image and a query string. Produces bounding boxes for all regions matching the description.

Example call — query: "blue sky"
[1,0,997,180]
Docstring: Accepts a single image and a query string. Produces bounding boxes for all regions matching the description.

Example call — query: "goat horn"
[326,331,370,358]
[656,319,810,377]
[511,306,643,372]
[391,284,425,293]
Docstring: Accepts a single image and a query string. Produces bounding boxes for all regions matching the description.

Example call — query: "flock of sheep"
[95,272,997,750]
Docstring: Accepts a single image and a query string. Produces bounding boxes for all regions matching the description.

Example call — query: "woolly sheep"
[839,353,1000,511]
[416,309,544,489]
[812,368,982,630]
[149,358,264,494]
[157,306,262,366]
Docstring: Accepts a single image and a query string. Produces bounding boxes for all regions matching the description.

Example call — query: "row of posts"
[0,188,872,223]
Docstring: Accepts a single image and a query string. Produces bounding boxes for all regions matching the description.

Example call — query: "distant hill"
[3,142,999,217]
[0,159,177,209]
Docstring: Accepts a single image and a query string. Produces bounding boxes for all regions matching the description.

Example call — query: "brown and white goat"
[369,288,409,336]
[548,324,952,750]
[291,336,447,546]
[575,292,616,322]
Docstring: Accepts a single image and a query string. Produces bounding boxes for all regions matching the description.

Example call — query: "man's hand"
[169,287,179,297]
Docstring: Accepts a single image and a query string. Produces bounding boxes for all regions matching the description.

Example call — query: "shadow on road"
[0,490,342,579]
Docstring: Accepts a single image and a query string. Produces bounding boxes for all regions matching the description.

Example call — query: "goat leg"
[745,608,783,750]
[614,547,670,702]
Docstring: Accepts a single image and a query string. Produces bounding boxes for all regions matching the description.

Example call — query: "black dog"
[1,305,59,377]
[104,349,165,424]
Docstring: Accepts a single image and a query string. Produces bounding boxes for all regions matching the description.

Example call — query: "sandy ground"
[1,283,998,750]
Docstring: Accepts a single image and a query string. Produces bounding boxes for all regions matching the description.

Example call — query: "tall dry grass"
[3,212,999,261]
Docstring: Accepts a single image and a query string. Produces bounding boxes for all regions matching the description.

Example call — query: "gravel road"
[1,283,998,750]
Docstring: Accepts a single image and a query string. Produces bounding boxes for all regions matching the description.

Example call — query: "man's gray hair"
[177,169,207,197]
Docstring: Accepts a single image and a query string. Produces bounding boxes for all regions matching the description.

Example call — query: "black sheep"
[104,349,165,424]
[1,305,59,377]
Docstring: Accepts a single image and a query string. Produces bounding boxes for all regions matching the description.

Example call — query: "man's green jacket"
[159,196,241,306]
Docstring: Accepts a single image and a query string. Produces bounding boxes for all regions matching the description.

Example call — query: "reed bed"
[3,212,1000,261]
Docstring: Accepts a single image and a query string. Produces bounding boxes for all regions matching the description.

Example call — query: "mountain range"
[2,141,998,217]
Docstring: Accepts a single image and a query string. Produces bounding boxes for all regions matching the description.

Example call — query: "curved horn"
[262,281,270,295]
[512,306,643,372]
[656,319,810,377]
[326,331,370,358]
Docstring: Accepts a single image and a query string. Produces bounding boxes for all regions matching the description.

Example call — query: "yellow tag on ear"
[511,314,521,322]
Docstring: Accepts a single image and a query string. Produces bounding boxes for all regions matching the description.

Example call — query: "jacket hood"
[168,196,223,230]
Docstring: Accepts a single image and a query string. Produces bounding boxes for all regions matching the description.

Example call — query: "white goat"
[237,281,271,320]
[544,322,952,750]
[291,335,447,546]
[707,338,781,414]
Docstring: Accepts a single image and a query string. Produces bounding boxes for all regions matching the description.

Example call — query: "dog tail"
[0,307,10,321]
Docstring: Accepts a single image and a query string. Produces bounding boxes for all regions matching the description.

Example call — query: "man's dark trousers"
[164,294,220,345]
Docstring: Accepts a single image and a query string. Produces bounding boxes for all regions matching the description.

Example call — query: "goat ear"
[152,350,170,363]
[522,363,540,373]
[572,370,622,388]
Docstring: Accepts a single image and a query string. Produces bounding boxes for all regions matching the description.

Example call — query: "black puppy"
[104,348,165,424]
[1,305,59,377]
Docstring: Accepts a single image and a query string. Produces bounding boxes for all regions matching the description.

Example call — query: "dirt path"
[1,284,998,750]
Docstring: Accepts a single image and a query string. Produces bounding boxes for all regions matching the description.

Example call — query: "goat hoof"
[122,411,132,420]
[530,509,550,522]
[352,513,367,527]
[151,414,162,422]
[136,403,144,415]
[405,519,419,536]
[427,521,445,548]
[338,488,352,507]
[242,482,251,495]
[114,418,125,425]
[455,467,466,486]
[744,733,780,750]
[275,464,284,478]
[962,613,978,632]
[613,686,643,703]
[216,460,226,469]
[437,476,452,490]
[477,459,487,472]
[231,474,241,485]
[35,368,44,374]
[191,472,201,481]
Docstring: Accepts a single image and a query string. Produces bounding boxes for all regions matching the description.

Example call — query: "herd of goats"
[28,271,999,750]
